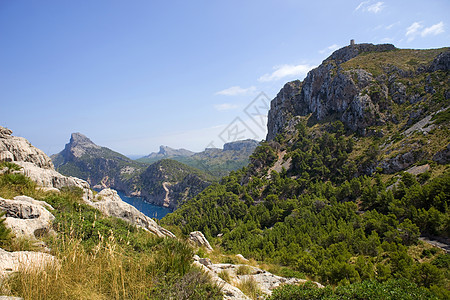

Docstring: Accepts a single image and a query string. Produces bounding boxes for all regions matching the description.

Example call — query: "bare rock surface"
[0,127,53,169]
[89,188,175,238]
[0,247,55,277]
[189,231,213,251]
[192,260,250,300]
[195,257,323,298]
[0,196,55,239]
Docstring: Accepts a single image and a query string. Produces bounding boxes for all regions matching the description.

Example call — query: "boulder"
[0,196,55,239]
[189,231,213,251]
[89,189,175,238]
[0,247,55,277]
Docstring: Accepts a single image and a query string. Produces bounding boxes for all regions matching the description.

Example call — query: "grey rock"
[0,196,55,239]
[192,261,250,300]
[189,231,213,251]
[204,262,323,297]
[378,151,423,174]
[0,126,54,169]
[429,50,450,72]
[433,144,450,164]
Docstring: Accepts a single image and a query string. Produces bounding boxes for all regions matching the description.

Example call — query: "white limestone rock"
[0,247,55,278]
[0,127,53,169]
[0,196,55,239]
[89,188,175,238]
[189,231,213,251]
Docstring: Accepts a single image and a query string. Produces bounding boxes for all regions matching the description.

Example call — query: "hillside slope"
[163,44,450,298]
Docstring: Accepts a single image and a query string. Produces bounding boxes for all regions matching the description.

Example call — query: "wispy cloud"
[258,64,314,82]
[355,1,385,13]
[406,21,445,41]
[215,86,256,96]
[421,21,445,37]
[213,103,239,111]
[319,44,340,55]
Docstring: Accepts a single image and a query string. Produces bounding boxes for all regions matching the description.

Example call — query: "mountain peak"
[70,133,97,147]
[65,133,100,158]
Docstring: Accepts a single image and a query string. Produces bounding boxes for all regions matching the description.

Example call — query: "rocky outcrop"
[266,44,449,140]
[188,231,213,251]
[223,140,260,152]
[192,259,250,300]
[0,196,55,239]
[0,126,53,169]
[89,189,175,238]
[433,144,450,165]
[193,256,323,299]
[0,247,55,277]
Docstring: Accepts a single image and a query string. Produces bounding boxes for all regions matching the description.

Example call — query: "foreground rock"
[0,247,55,277]
[89,189,175,238]
[0,196,55,239]
[194,256,323,299]
[189,231,213,251]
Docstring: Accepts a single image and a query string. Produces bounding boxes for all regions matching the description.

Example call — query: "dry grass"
[237,277,261,300]
[218,269,232,283]
[1,234,154,300]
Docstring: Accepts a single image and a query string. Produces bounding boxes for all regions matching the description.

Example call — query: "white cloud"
[319,44,340,55]
[406,21,445,41]
[355,1,369,11]
[367,2,384,13]
[258,64,315,82]
[355,1,385,13]
[215,86,256,96]
[214,103,239,111]
[421,21,445,37]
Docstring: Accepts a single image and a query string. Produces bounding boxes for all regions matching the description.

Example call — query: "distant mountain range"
[137,139,259,177]
[51,134,259,209]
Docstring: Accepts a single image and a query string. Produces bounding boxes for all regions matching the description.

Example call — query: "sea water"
[116,191,172,219]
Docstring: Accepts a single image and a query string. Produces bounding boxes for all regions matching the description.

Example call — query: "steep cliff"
[267,43,449,140]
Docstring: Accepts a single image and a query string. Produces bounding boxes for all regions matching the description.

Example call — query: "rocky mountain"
[137,145,195,164]
[266,43,449,176]
[267,43,448,140]
[162,139,260,178]
[52,133,217,209]
[51,133,146,192]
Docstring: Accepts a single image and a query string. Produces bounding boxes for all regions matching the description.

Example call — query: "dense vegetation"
[0,168,222,299]
[163,119,450,298]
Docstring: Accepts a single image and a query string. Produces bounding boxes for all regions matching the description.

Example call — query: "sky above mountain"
[1,0,449,156]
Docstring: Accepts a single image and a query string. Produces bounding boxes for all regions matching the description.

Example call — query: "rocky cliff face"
[267,43,449,140]
[51,133,145,193]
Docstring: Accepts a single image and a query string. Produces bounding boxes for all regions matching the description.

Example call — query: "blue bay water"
[116,191,172,219]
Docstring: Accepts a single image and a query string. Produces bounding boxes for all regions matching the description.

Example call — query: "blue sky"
[1,0,449,156]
